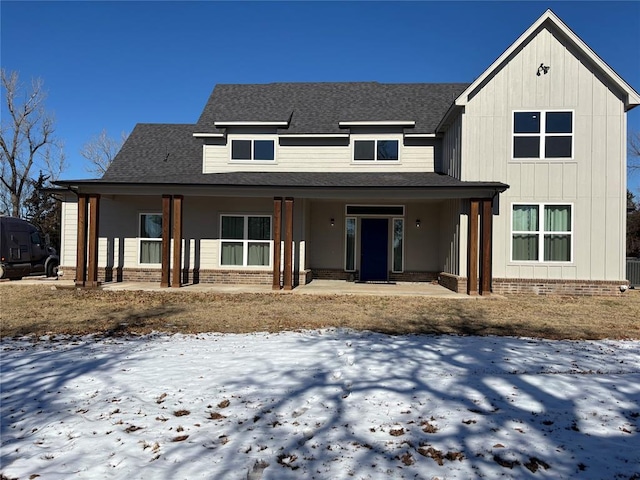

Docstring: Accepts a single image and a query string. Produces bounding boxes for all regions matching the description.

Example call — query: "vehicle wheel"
[46,261,59,278]
[9,277,23,281]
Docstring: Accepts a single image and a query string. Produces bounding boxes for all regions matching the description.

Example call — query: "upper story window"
[231,139,275,161]
[511,204,572,262]
[513,111,573,159]
[353,140,399,161]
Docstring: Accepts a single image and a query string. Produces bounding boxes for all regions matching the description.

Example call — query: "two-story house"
[55,10,640,295]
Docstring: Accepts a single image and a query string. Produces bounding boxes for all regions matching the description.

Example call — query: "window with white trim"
[139,213,162,264]
[513,111,573,159]
[353,140,399,161]
[220,215,272,267]
[231,139,275,161]
[511,204,572,262]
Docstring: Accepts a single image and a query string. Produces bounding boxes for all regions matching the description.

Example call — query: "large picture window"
[513,111,573,159]
[353,140,399,161]
[231,139,275,161]
[139,213,162,264]
[220,215,271,267]
[512,204,572,262]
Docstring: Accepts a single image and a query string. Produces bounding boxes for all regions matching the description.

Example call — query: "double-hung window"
[231,139,275,161]
[513,111,573,159]
[512,204,572,262]
[220,215,271,267]
[353,140,399,161]
[139,213,162,264]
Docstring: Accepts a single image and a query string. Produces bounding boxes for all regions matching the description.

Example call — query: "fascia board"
[338,121,416,127]
[278,134,350,138]
[214,121,289,127]
[192,133,225,138]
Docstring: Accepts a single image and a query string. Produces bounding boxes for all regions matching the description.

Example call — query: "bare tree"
[80,129,127,176]
[0,69,65,217]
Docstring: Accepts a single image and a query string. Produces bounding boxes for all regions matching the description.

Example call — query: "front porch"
[60,173,508,296]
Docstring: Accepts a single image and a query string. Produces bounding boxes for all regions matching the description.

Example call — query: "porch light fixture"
[416,219,421,228]
[330,218,335,227]
[537,63,550,76]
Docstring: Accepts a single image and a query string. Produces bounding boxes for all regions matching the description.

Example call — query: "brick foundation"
[436,272,627,296]
[389,271,438,283]
[492,278,627,296]
[59,266,311,287]
[311,269,437,283]
[311,269,355,281]
[60,266,627,295]
[438,273,467,294]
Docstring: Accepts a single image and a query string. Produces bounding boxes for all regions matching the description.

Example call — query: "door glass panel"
[392,219,403,272]
[345,217,356,271]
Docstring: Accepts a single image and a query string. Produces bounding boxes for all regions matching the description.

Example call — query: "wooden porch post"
[86,194,101,288]
[467,199,479,295]
[171,195,183,288]
[480,198,493,295]
[75,194,88,287]
[272,197,282,290]
[283,197,294,290]
[161,194,172,288]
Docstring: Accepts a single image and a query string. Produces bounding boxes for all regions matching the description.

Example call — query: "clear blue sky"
[2,1,639,191]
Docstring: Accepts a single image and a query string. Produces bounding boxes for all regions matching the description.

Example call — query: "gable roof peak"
[454,9,640,110]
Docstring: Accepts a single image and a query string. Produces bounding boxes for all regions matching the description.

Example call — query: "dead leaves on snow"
[417,445,465,466]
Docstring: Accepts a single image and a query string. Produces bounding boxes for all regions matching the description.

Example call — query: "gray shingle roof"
[195,82,469,134]
[101,124,202,182]
[69,82,508,193]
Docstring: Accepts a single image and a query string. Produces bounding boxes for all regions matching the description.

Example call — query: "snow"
[1,330,639,479]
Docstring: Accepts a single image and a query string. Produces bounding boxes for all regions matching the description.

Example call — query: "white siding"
[441,114,462,178]
[60,199,78,268]
[460,25,627,281]
[203,134,435,174]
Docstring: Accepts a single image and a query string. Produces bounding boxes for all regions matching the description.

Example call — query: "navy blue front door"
[360,218,388,282]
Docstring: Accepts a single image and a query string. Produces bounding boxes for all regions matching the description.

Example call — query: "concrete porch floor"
[5,277,472,298]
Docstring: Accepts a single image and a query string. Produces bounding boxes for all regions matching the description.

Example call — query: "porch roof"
[55,171,508,199]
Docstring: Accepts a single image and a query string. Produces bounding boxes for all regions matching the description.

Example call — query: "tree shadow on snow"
[190,331,640,479]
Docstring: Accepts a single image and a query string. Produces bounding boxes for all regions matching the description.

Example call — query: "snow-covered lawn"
[1,331,639,479]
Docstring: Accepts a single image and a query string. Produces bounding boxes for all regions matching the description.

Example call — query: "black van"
[0,216,59,280]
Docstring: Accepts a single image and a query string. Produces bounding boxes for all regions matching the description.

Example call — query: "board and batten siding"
[203,134,435,173]
[460,25,627,281]
[440,114,463,179]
